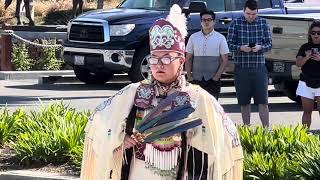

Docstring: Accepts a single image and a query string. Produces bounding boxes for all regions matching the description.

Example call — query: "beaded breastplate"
[133,80,189,178]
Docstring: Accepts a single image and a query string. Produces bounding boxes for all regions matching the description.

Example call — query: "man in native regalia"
[80,4,243,180]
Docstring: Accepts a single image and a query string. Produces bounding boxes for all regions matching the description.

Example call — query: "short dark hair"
[200,10,215,20]
[244,0,258,10]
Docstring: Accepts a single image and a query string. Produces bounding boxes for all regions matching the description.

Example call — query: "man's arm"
[213,37,229,81]
[213,54,228,81]
[227,21,241,52]
[185,52,193,81]
[185,35,194,81]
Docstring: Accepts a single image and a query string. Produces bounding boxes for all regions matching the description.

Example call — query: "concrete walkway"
[0,170,79,180]
[0,70,74,80]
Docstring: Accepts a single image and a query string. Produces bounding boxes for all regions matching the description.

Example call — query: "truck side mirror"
[189,1,207,13]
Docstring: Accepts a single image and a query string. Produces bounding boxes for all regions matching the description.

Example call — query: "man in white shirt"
[185,10,230,99]
[184,10,230,180]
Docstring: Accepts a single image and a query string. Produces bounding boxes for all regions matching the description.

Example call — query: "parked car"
[62,0,320,84]
[261,13,320,102]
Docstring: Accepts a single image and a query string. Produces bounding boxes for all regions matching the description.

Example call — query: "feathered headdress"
[166,4,187,38]
[149,4,187,56]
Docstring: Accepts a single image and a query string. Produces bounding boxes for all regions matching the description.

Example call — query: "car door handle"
[219,18,233,24]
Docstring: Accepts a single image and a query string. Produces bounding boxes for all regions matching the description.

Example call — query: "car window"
[120,0,225,11]
[120,0,225,12]
[227,0,272,11]
[120,0,172,10]
[190,0,225,11]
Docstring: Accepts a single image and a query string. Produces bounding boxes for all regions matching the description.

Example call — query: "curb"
[0,71,74,80]
[38,74,130,84]
[0,170,79,180]
[38,75,79,84]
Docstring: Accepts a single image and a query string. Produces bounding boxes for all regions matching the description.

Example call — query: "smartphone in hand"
[311,48,318,55]
[248,43,256,48]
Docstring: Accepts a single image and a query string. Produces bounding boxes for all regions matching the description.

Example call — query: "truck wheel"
[129,46,150,83]
[74,66,113,84]
[282,80,301,103]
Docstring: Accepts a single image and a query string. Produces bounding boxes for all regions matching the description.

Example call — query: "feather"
[143,117,199,137]
[140,91,182,125]
[166,4,187,38]
[137,104,193,132]
[144,118,202,143]
[153,105,194,126]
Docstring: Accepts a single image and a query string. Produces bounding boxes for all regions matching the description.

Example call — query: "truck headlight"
[109,24,135,36]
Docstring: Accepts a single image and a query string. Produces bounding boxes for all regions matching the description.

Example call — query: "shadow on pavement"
[4,82,130,91]
[220,90,284,98]
[0,95,111,105]
[222,102,301,113]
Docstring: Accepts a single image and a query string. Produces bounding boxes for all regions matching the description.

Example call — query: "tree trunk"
[97,0,104,9]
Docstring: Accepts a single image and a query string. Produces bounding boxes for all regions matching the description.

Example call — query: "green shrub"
[69,143,84,167]
[244,152,289,180]
[288,137,320,179]
[240,126,312,156]
[40,39,63,70]
[28,39,65,71]
[11,101,90,165]
[12,43,34,71]
[0,107,25,146]
[239,125,320,180]
[13,40,65,71]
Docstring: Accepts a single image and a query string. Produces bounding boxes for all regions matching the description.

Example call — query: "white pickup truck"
[261,13,320,102]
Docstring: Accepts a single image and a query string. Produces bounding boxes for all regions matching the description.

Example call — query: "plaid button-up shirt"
[227,16,272,68]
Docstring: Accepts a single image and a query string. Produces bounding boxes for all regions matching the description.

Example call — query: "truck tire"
[282,80,301,103]
[74,66,113,84]
[129,46,150,83]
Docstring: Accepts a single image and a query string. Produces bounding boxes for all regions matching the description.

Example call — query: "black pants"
[188,79,220,179]
[187,147,208,180]
[193,79,221,99]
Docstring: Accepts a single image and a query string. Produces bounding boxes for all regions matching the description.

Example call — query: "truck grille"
[69,24,104,42]
[68,20,109,43]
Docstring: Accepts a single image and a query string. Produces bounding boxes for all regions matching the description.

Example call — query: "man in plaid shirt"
[227,0,272,128]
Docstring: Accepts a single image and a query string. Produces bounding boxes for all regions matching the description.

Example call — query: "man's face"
[201,14,214,30]
[150,51,184,84]
[244,7,258,23]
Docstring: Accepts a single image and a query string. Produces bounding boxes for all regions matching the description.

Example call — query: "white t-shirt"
[186,30,229,56]
[186,30,229,81]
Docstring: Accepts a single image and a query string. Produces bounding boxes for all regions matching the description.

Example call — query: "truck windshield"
[119,0,225,11]
[119,0,188,10]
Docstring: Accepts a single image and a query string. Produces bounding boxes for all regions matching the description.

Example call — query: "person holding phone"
[227,0,272,128]
[248,43,256,48]
[296,20,320,128]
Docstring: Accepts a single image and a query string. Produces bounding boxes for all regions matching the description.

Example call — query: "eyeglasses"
[147,56,183,65]
[201,18,213,22]
[311,31,320,36]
